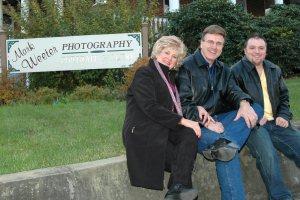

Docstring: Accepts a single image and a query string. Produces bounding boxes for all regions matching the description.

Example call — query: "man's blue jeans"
[247,121,300,200]
[197,103,263,200]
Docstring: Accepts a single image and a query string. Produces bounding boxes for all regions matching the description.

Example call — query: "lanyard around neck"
[154,60,182,116]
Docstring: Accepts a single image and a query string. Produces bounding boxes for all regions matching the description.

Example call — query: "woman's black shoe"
[164,184,198,200]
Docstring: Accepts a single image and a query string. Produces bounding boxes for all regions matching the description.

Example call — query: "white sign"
[6,33,142,73]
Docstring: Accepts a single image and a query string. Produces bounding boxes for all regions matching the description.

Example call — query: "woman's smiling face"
[156,47,179,69]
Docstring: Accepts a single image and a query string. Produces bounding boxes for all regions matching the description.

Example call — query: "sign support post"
[142,22,148,58]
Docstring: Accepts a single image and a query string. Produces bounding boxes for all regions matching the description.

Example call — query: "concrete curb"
[0,156,168,200]
[1,151,300,200]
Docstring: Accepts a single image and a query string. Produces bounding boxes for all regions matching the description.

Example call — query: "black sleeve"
[177,65,199,121]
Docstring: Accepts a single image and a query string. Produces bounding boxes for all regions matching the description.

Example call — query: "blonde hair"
[151,35,187,69]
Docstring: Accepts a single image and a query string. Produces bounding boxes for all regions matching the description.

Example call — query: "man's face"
[244,38,267,66]
[200,33,224,65]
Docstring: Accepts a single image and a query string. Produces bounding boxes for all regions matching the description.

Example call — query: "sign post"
[142,22,148,58]
[0,31,7,74]
[0,0,7,74]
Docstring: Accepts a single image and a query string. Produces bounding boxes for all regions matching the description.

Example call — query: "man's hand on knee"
[234,100,258,128]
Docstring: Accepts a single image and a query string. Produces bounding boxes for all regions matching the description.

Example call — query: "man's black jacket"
[177,49,251,121]
[231,56,292,121]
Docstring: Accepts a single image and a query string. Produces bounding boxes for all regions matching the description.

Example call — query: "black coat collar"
[151,58,177,84]
[241,56,277,73]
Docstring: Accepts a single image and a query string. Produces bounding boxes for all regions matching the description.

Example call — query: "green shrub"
[102,69,127,90]
[28,71,79,93]
[164,1,300,76]
[69,85,115,102]
[165,0,255,65]
[23,87,61,105]
[255,4,300,76]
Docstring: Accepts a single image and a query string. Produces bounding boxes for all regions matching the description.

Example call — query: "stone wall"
[0,147,299,200]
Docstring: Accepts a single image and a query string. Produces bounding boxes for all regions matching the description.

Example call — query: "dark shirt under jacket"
[231,56,292,120]
[122,59,182,190]
[177,49,251,122]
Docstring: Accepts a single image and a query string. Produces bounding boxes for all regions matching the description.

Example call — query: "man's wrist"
[240,99,250,107]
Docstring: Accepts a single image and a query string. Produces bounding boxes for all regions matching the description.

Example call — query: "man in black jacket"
[177,25,263,200]
[232,33,300,200]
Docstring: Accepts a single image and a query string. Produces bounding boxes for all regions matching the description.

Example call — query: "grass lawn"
[0,101,126,175]
[0,77,299,175]
[285,77,300,121]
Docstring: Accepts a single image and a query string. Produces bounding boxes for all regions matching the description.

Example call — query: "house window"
[164,0,169,13]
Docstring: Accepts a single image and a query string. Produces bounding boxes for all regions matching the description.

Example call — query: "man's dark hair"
[244,33,267,48]
[201,25,227,41]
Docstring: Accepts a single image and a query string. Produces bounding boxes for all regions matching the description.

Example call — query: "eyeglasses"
[203,40,224,48]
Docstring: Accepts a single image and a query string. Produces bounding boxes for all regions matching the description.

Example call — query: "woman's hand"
[204,121,224,134]
[179,118,201,138]
[197,106,215,126]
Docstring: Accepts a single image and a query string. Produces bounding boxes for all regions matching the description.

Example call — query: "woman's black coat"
[122,59,182,190]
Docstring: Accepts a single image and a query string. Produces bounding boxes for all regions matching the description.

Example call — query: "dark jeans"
[247,121,300,200]
[166,125,198,189]
[197,103,263,200]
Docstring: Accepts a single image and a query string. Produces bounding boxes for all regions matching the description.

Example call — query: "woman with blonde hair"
[122,36,200,200]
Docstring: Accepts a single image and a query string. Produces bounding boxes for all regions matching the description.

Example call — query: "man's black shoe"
[202,138,237,162]
[164,184,198,200]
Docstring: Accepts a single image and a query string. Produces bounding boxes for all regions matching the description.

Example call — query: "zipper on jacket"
[208,65,214,91]
[131,126,135,133]
[209,65,216,115]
